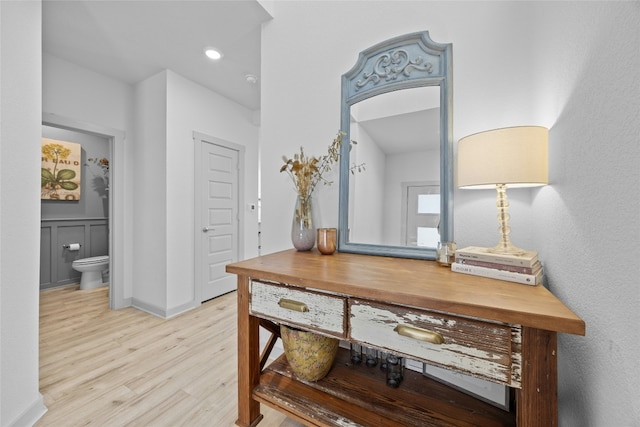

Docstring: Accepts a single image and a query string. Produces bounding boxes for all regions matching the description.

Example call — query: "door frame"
[193,131,245,303]
[42,112,126,309]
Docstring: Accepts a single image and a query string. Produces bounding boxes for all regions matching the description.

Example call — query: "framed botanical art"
[41,138,81,200]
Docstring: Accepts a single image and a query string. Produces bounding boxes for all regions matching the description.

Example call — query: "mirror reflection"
[348,87,441,247]
[337,31,453,260]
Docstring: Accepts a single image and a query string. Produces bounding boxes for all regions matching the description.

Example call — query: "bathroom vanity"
[227,249,585,427]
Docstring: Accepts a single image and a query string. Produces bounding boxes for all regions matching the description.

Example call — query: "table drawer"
[250,280,346,338]
[349,299,521,387]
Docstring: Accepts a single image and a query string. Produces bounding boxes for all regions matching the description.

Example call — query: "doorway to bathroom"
[41,125,109,289]
[41,113,125,309]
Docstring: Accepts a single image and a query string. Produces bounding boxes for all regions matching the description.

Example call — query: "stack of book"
[451,246,543,286]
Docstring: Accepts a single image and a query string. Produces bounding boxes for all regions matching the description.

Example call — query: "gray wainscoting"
[40,218,109,289]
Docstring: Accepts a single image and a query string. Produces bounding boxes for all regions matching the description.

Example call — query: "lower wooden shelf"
[254,349,516,427]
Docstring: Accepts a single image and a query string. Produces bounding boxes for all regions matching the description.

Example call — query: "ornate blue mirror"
[338,31,453,259]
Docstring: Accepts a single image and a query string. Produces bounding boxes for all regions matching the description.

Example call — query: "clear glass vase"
[291,195,316,251]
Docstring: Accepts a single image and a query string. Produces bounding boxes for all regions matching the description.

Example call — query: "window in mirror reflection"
[417,227,439,248]
[418,194,440,214]
[417,194,440,247]
[404,184,440,247]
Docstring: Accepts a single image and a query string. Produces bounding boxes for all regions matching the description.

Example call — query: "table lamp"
[457,126,548,255]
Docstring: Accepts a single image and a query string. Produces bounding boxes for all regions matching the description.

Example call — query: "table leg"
[517,327,558,426]
[236,275,263,427]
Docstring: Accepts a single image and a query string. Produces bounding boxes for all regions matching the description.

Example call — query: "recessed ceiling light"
[204,48,223,60]
[245,74,258,84]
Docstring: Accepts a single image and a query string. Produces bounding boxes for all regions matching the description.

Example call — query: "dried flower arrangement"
[281,131,365,250]
[87,157,109,177]
[280,131,364,200]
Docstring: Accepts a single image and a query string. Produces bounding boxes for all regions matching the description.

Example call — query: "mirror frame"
[338,31,453,260]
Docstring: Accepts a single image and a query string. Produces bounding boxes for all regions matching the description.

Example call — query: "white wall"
[261,1,537,253]
[165,70,260,309]
[133,70,260,316]
[349,125,385,245]
[260,2,639,425]
[132,71,169,312]
[0,2,47,426]
[529,4,640,426]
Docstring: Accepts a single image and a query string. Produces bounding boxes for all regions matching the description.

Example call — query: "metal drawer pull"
[278,298,309,313]
[394,324,445,345]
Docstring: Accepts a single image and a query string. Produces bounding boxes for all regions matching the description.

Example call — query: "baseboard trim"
[131,298,165,318]
[9,393,47,427]
[40,278,79,290]
[166,300,200,319]
[131,298,199,319]
[112,297,132,310]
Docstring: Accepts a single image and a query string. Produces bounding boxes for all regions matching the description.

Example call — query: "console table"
[227,249,585,427]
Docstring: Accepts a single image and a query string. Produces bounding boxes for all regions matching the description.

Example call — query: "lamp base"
[487,242,528,256]
[491,184,529,256]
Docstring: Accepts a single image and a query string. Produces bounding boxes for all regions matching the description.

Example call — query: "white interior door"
[199,139,240,301]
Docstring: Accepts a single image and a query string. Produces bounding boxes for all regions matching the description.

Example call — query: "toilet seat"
[73,255,109,266]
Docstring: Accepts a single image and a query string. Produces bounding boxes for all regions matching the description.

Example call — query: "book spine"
[454,251,536,268]
[451,262,540,286]
[455,258,539,274]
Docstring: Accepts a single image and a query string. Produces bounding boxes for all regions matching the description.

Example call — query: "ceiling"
[358,108,440,155]
[42,1,438,153]
[351,87,441,155]
[42,0,272,111]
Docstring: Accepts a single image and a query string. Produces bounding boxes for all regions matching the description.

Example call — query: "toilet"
[72,256,109,290]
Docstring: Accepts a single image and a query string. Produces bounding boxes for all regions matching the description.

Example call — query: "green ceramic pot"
[280,325,339,382]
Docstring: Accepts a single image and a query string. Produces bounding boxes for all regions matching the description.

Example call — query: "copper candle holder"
[317,228,337,255]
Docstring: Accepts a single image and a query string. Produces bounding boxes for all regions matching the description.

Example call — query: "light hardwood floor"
[36,284,300,427]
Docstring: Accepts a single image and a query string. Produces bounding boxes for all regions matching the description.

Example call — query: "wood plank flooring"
[36,284,300,427]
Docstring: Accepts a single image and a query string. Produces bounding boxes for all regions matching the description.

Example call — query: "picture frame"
[41,138,81,201]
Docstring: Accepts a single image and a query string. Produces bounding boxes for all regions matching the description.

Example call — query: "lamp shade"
[457,126,548,189]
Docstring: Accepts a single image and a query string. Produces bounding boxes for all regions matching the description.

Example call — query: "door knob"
[202,226,214,232]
